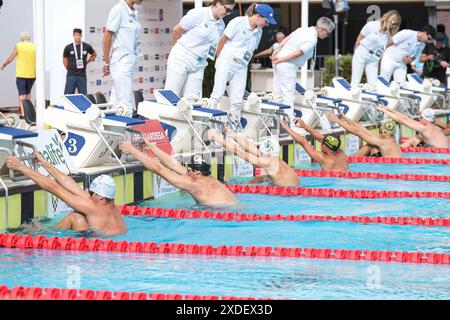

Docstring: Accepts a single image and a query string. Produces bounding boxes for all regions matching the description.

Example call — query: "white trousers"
[351,46,380,89]
[209,56,247,120]
[272,61,298,118]
[165,43,207,100]
[109,53,138,117]
[380,54,407,83]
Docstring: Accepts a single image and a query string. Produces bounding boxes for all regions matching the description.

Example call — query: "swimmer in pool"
[327,112,403,158]
[377,106,448,149]
[5,153,127,236]
[280,118,349,172]
[208,128,299,187]
[120,139,238,207]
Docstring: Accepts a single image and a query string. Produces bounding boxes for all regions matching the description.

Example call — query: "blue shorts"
[16,77,36,95]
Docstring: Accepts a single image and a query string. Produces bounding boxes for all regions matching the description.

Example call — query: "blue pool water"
[227,176,450,192]
[0,248,449,300]
[140,192,450,219]
[403,153,450,160]
[295,163,450,176]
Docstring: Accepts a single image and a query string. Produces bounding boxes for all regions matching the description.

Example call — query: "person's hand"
[120,140,136,154]
[32,152,46,165]
[279,119,289,129]
[402,56,414,64]
[208,129,221,142]
[326,112,338,122]
[294,117,306,128]
[427,54,435,61]
[103,64,110,77]
[5,156,25,171]
[440,61,450,68]
[0,63,5,70]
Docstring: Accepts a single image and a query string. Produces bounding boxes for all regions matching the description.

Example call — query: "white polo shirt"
[385,29,419,63]
[278,27,317,67]
[219,16,263,60]
[359,21,389,52]
[106,0,142,60]
[177,7,225,58]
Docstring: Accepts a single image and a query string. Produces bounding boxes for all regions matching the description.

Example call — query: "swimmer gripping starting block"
[219,90,292,141]
[137,90,229,155]
[321,77,388,123]
[0,113,39,183]
[44,94,145,169]
[294,83,349,130]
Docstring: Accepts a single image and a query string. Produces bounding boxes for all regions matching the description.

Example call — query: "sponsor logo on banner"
[232,156,254,178]
[131,120,173,158]
[294,144,312,166]
[47,192,72,219]
[153,174,179,199]
[16,129,77,174]
[345,134,361,156]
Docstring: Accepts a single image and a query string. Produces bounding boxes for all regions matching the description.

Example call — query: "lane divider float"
[400,147,450,154]
[0,285,267,300]
[226,184,450,199]
[119,206,450,227]
[295,169,450,182]
[1,234,449,265]
[348,156,450,165]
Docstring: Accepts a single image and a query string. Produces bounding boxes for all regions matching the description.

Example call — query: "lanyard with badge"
[235,30,257,65]
[74,42,84,69]
[206,21,222,61]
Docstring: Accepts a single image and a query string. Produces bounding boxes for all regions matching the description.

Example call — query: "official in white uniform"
[253,31,286,59]
[165,0,235,100]
[351,10,401,89]
[103,0,143,117]
[208,3,277,120]
[271,17,335,118]
[380,29,430,83]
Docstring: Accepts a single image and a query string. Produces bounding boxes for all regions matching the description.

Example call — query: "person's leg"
[275,62,297,118]
[393,65,407,83]
[183,63,206,101]
[228,64,248,120]
[78,76,88,95]
[16,78,27,117]
[56,212,88,231]
[110,55,136,116]
[164,45,190,97]
[365,59,380,89]
[272,64,282,102]
[351,50,366,87]
[209,58,234,109]
[64,75,77,95]
[380,56,395,83]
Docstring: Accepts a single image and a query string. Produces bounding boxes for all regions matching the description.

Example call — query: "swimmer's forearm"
[35,160,84,196]
[145,142,185,175]
[302,123,325,141]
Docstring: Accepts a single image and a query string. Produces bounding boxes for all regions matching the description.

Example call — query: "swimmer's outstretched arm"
[209,130,264,167]
[223,128,260,156]
[121,141,192,189]
[293,118,325,142]
[5,156,96,217]
[280,120,326,164]
[142,138,186,175]
[377,106,425,132]
[32,152,86,197]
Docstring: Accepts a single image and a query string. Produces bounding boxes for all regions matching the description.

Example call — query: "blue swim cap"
[90,175,116,199]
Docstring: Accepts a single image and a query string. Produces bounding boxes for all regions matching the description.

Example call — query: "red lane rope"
[1,234,448,265]
[226,184,450,199]
[348,156,450,165]
[295,169,450,182]
[119,205,450,228]
[0,284,267,300]
[400,147,450,154]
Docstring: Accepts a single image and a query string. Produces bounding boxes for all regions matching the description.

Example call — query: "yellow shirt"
[16,41,36,79]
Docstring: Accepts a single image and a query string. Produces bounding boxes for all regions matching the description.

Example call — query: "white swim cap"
[260,137,280,156]
[421,108,435,122]
[90,175,116,199]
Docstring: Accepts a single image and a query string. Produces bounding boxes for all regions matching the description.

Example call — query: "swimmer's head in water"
[322,134,341,152]
[260,137,280,156]
[421,108,435,122]
[186,154,211,176]
[381,120,397,136]
[90,174,116,200]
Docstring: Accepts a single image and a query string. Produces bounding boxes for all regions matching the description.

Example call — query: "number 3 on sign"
[67,138,78,154]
